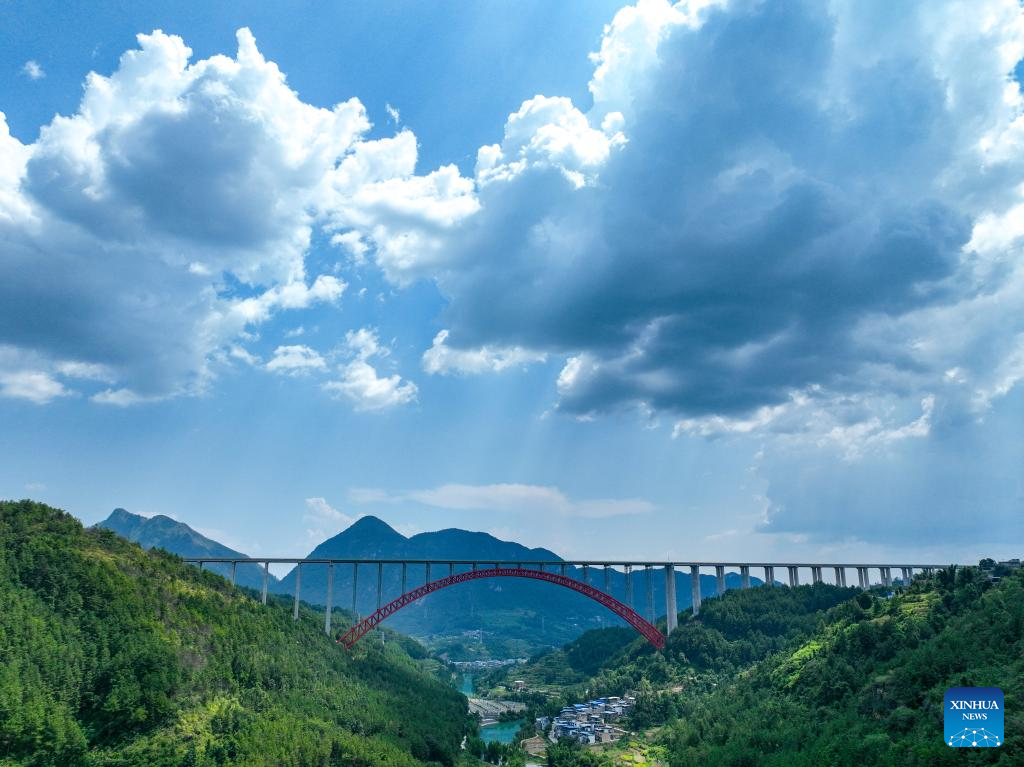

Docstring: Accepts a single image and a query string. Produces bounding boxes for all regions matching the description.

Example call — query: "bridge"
[183,557,948,649]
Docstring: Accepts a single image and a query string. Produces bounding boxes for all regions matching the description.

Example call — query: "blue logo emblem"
[945,687,1003,747]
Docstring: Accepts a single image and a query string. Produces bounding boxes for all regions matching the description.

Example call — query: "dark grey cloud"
[425,0,1019,422]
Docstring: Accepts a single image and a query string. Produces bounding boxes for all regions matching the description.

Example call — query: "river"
[480,719,523,745]
[462,673,523,740]
[461,673,542,765]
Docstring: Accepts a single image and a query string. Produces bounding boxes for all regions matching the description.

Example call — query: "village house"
[544,693,636,745]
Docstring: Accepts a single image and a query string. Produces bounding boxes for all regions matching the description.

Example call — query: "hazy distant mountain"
[276,515,753,654]
[97,508,277,593]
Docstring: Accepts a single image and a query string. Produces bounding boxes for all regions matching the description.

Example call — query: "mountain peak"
[95,506,277,591]
[348,515,404,537]
[99,508,242,557]
[102,508,181,533]
[301,514,406,561]
[100,507,149,537]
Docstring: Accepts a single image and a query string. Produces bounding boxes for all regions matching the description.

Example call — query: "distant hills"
[96,508,279,593]
[279,516,753,654]
[97,508,753,655]
[279,516,590,653]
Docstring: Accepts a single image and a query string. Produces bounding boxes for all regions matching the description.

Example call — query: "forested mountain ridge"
[481,583,858,696]
[96,508,279,593]
[0,499,470,767]
[659,566,1023,766]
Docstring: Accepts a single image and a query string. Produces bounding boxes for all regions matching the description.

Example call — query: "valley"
[465,564,1023,766]
[5,500,1020,767]
[96,508,749,658]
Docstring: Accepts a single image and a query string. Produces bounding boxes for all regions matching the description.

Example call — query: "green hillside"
[482,584,857,700]
[660,566,1023,766]
[502,568,1022,766]
[0,500,471,767]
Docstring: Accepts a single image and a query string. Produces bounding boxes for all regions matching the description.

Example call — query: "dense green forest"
[0,500,474,767]
[485,627,637,691]
[488,569,1021,766]
[482,583,858,705]
[659,566,1022,766]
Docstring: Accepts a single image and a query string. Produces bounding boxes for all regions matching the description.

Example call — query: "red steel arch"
[337,566,665,650]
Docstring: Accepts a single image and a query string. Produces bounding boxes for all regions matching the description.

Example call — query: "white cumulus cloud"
[321,328,418,411]
[0,28,424,405]
[302,496,360,542]
[21,60,44,80]
[0,370,69,404]
[422,330,547,374]
[266,345,327,375]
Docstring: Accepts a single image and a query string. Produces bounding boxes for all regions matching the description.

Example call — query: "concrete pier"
[351,563,359,616]
[715,565,726,596]
[664,565,678,634]
[325,563,333,635]
[376,562,383,612]
[261,561,269,605]
[881,567,892,588]
[788,566,799,587]
[764,565,774,586]
[811,566,823,584]
[646,566,655,622]
[741,565,751,589]
[293,564,301,621]
[625,565,633,608]
[901,566,912,584]
[231,561,237,586]
[691,565,702,617]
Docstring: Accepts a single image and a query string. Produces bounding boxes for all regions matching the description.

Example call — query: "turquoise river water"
[461,673,542,764]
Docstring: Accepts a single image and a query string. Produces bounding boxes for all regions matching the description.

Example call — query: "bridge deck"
[179,557,952,643]
[182,557,951,568]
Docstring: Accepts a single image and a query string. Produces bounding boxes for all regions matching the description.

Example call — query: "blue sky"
[1,0,1022,570]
